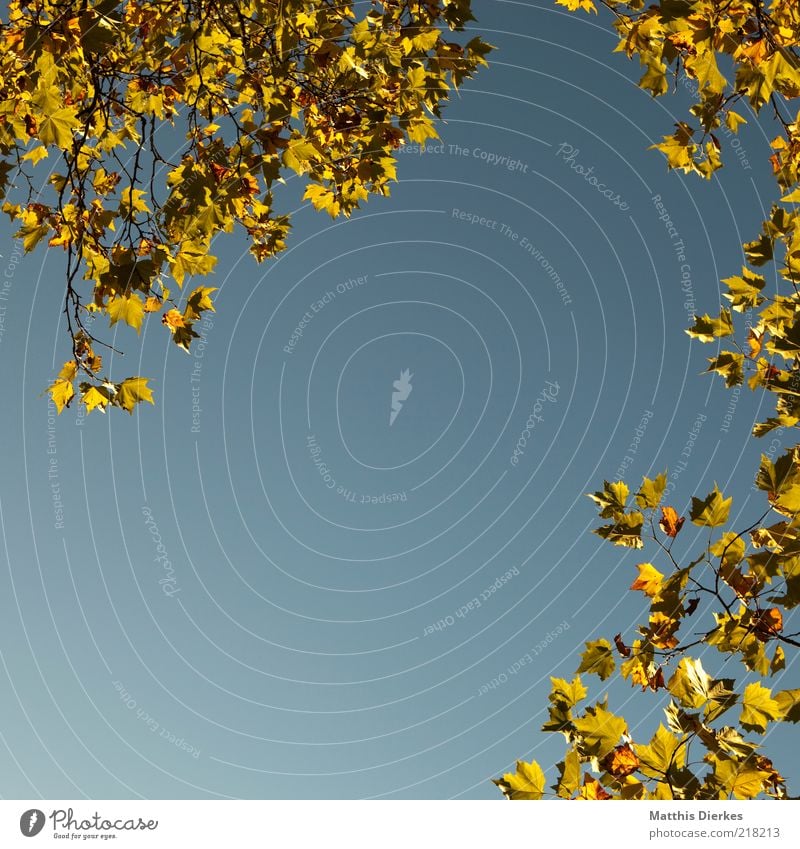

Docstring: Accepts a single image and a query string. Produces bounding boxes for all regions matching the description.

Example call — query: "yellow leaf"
[38,107,80,149]
[143,296,162,312]
[184,286,217,321]
[555,0,597,11]
[47,378,74,413]
[22,145,49,165]
[57,361,78,382]
[107,294,145,333]
[740,682,781,733]
[172,240,217,286]
[493,760,546,800]
[162,308,186,331]
[80,385,111,414]
[116,377,154,413]
[630,563,664,597]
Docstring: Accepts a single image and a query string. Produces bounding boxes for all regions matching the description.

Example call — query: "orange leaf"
[630,562,664,597]
[144,296,162,312]
[754,608,783,641]
[659,506,685,537]
[601,744,640,778]
[162,308,185,331]
[577,775,613,800]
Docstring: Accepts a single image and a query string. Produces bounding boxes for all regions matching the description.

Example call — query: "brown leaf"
[577,775,613,800]
[613,633,631,657]
[754,607,783,641]
[601,744,640,778]
[659,506,685,537]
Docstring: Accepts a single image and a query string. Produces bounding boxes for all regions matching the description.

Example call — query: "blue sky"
[0,0,797,799]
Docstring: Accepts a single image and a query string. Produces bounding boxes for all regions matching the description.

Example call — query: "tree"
[496,0,800,801]
[0,0,491,413]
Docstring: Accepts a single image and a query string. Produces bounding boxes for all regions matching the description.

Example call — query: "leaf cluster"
[0,0,491,412]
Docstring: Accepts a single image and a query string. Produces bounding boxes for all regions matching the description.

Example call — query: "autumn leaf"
[667,658,712,709]
[601,744,640,779]
[556,0,597,13]
[740,683,782,733]
[493,760,546,800]
[630,562,664,597]
[80,384,112,414]
[576,775,612,800]
[686,310,734,342]
[162,308,186,331]
[573,705,627,758]
[184,286,217,321]
[690,486,732,527]
[635,472,667,509]
[658,506,685,537]
[107,294,145,334]
[37,107,80,148]
[577,639,615,680]
[613,633,631,658]
[753,608,783,641]
[587,481,629,518]
[116,377,155,413]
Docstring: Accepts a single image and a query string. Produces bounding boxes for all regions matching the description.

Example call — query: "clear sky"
[0,0,797,799]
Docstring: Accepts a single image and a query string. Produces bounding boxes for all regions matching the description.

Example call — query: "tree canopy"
[496,0,800,801]
[0,0,491,413]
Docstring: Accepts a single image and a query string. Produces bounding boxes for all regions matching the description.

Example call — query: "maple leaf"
[162,308,186,331]
[116,377,155,413]
[601,744,640,779]
[630,562,665,597]
[493,760,546,800]
[576,775,612,800]
[107,294,145,334]
[658,506,685,537]
[753,608,783,641]
[577,639,615,680]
